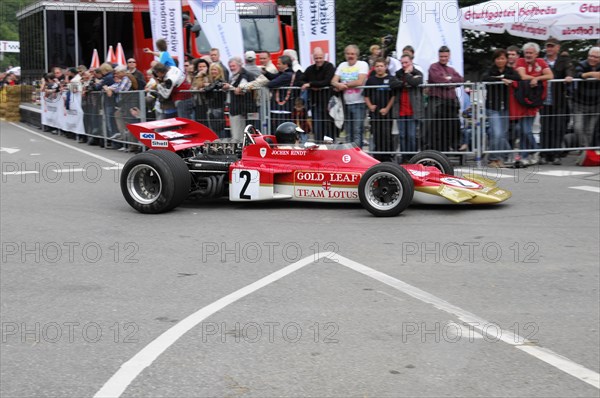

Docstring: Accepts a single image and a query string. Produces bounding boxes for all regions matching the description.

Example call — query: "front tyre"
[121,150,191,213]
[408,150,454,175]
[358,163,414,217]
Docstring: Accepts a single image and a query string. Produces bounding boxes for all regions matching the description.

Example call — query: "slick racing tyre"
[408,150,454,175]
[121,150,191,213]
[359,163,414,217]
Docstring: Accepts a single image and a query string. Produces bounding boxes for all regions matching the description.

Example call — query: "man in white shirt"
[331,44,369,147]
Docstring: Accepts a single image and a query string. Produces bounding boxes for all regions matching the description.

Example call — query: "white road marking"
[0,147,20,154]
[30,153,41,156]
[537,170,594,177]
[9,123,123,167]
[2,171,39,176]
[94,252,332,398]
[51,168,87,173]
[332,253,600,389]
[96,253,599,397]
[570,186,600,194]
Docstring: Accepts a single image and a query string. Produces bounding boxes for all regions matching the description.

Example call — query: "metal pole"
[43,8,48,72]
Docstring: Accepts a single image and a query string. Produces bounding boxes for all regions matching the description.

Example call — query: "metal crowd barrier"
[33,79,600,162]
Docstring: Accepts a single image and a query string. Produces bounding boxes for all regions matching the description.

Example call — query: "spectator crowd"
[35,37,600,165]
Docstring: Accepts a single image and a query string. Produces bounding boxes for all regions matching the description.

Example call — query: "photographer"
[152,62,194,119]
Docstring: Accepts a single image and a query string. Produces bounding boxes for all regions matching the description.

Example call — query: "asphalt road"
[1,120,599,398]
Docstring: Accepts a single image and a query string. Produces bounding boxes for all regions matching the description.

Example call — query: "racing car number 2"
[231,169,260,200]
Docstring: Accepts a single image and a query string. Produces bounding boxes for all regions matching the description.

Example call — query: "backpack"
[514,80,544,108]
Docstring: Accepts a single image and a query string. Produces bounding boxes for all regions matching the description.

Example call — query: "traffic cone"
[106,45,117,64]
[115,42,127,66]
[90,49,100,69]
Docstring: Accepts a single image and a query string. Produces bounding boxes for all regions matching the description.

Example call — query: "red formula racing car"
[121,118,511,217]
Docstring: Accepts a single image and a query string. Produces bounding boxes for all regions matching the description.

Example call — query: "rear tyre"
[121,150,191,213]
[408,150,454,175]
[358,163,414,217]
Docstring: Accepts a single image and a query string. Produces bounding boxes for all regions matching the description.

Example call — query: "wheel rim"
[415,158,444,172]
[365,172,403,211]
[127,164,162,205]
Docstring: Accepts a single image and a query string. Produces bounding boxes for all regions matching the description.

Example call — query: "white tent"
[460,1,600,40]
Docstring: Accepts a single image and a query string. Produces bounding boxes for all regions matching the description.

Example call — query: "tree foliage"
[1,0,596,75]
[0,0,36,70]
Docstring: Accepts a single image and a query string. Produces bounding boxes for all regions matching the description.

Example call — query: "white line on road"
[51,168,87,173]
[570,186,600,194]
[94,252,332,398]
[2,171,39,176]
[537,170,594,177]
[331,253,600,389]
[95,253,600,397]
[9,123,123,167]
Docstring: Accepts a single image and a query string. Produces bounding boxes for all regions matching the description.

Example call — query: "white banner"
[188,0,244,64]
[0,41,20,53]
[460,1,600,40]
[41,91,85,135]
[296,0,336,67]
[148,0,185,69]
[396,0,464,82]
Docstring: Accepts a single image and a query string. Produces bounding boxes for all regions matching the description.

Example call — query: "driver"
[275,122,304,147]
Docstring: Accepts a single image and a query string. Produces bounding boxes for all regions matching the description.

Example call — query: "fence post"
[138,90,146,123]
[259,87,270,134]
[474,82,485,168]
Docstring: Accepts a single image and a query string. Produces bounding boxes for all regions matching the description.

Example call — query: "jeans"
[572,101,600,147]
[487,109,511,161]
[519,116,538,159]
[344,103,366,148]
[175,98,195,120]
[397,116,417,153]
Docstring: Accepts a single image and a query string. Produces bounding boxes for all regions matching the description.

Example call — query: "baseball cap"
[545,37,560,46]
[245,51,256,60]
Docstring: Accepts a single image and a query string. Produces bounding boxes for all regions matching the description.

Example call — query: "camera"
[382,34,395,48]
[381,34,396,58]
[204,80,224,92]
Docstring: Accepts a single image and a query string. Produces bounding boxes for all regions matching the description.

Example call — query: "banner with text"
[296,0,336,67]
[460,1,600,40]
[41,91,85,135]
[149,0,185,69]
[0,41,20,53]
[189,0,244,66]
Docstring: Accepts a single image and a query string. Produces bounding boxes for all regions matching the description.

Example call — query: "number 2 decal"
[239,170,252,199]
[231,169,260,201]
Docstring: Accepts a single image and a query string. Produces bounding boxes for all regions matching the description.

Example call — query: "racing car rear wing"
[126,118,219,152]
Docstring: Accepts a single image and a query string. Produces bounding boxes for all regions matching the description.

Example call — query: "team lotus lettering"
[296,172,360,184]
[296,188,358,199]
[580,3,600,13]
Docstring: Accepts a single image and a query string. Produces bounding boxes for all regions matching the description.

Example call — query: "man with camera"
[151,62,194,119]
